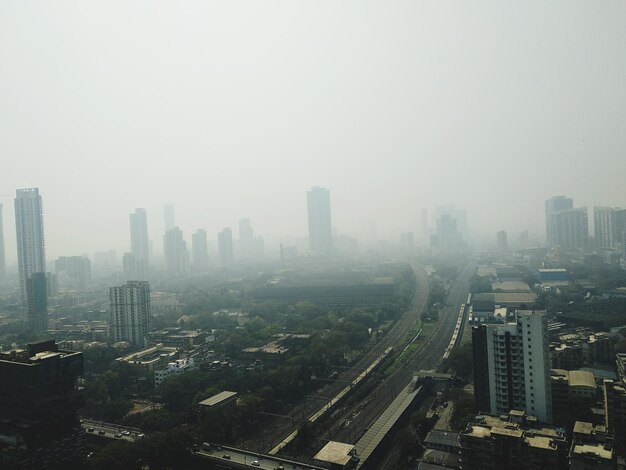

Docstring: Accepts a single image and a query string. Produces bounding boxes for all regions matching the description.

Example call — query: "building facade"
[473,310,552,423]
[545,196,573,247]
[192,229,209,270]
[109,281,152,348]
[129,208,149,271]
[218,227,234,266]
[163,227,188,276]
[14,188,46,303]
[307,186,333,256]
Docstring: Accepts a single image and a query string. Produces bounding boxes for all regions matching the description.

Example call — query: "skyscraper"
[192,229,209,270]
[496,230,508,252]
[109,281,152,348]
[163,227,188,276]
[0,203,5,279]
[15,188,46,303]
[307,186,333,255]
[555,207,588,250]
[163,204,175,232]
[472,310,552,423]
[594,206,615,250]
[129,208,149,271]
[238,218,254,258]
[545,196,573,247]
[218,228,234,266]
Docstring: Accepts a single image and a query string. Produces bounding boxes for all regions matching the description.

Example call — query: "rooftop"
[313,441,355,466]
[424,430,460,449]
[198,391,237,407]
[571,444,613,460]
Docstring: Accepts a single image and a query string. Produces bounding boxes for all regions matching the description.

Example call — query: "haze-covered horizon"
[2,1,625,262]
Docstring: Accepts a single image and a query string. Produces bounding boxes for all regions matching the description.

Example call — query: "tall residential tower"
[307,186,333,256]
[472,310,553,423]
[129,208,149,274]
[109,281,152,348]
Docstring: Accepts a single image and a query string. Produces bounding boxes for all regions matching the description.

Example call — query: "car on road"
[114,433,122,438]
[87,427,94,432]
[222,454,231,460]
[98,430,105,435]
[251,460,260,466]
[122,431,131,436]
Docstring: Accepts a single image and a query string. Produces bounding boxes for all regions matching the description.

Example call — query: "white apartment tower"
[109,281,152,348]
[14,188,46,303]
[476,310,552,423]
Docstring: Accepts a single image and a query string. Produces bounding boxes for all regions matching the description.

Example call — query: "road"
[313,260,476,453]
[82,419,144,442]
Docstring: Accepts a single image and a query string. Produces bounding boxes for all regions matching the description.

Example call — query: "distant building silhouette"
[497,230,508,252]
[55,255,91,290]
[238,218,254,258]
[192,229,209,270]
[307,186,333,255]
[218,228,234,266]
[15,188,46,304]
[109,281,152,348]
[545,196,573,247]
[129,208,149,272]
[555,207,588,250]
[163,227,188,276]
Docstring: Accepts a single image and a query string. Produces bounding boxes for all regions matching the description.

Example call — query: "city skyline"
[2,2,625,261]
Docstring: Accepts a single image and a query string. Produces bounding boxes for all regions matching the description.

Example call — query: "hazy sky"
[1,1,625,262]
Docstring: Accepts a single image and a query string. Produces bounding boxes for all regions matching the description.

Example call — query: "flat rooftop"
[198,391,237,407]
[314,441,355,466]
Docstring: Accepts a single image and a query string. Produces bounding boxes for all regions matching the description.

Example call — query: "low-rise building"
[154,357,195,387]
[551,369,597,427]
[459,411,568,470]
[569,421,615,470]
[116,343,178,375]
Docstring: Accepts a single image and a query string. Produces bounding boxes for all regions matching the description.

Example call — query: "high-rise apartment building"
[472,310,552,423]
[109,281,152,348]
[0,203,5,279]
[218,228,234,266]
[55,255,91,290]
[594,206,615,250]
[129,208,149,271]
[163,204,175,232]
[545,196,574,247]
[612,209,626,255]
[163,227,188,276]
[555,207,588,250]
[15,188,47,320]
[192,229,209,270]
[497,230,508,252]
[307,186,333,256]
[238,218,254,258]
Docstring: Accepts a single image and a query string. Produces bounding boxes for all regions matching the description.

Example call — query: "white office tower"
[109,281,152,348]
[14,188,46,303]
[163,205,175,232]
[192,229,209,270]
[483,310,552,423]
